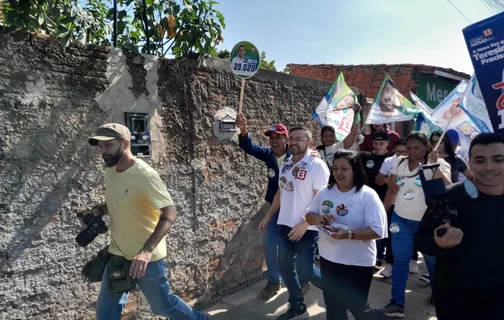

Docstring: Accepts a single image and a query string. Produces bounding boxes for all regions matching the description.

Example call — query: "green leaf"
[118,20,126,34]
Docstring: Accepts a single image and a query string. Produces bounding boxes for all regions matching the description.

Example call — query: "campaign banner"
[365,74,419,125]
[463,12,504,135]
[430,81,468,129]
[410,92,434,115]
[460,75,494,133]
[313,72,359,141]
[411,93,443,136]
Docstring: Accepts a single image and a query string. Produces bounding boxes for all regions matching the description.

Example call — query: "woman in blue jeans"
[381,132,452,318]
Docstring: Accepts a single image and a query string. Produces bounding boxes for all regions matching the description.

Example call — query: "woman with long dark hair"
[429,130,472,182]
[305,150,387,319]
[381,132,452,318]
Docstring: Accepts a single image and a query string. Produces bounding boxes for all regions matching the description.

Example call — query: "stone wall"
[0,30,365,319]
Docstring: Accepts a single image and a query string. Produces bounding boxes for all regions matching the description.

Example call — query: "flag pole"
[433,111,456,152]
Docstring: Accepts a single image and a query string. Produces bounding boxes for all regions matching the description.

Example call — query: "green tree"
[1,0,226,59]
[260,51,276,71]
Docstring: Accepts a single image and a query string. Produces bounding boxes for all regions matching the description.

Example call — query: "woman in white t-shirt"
[305,149,387,320]
[381,132,451,318]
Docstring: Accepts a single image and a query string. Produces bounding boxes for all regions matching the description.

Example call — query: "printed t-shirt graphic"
[306,185,387,266]
[391,156,451,221]
[277,153,330,231]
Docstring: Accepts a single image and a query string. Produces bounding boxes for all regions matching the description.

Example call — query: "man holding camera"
[415,132,504,319]
[83,123,208,320]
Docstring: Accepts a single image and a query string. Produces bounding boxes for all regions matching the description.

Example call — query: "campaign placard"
[463,12,504,134]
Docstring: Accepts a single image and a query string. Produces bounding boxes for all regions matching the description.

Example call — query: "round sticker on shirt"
[282,164,293,174]
[279,176,287,188]
[336,204,349,216]
[292,167,300,177]
[390,223,400,234]
[268,168,276,178]
[414,176,422,187]
[321,200,334,214]
[366,160,375,169]
[404,189,416,200]
[396,176,405,187]
[299,161,308,169]
[285,182,294,192]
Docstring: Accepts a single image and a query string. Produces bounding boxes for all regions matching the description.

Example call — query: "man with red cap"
[236,114,310,299]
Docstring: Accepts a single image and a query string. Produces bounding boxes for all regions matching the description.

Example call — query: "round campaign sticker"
[229,41,261,79]
[321,200,334,214]
[390,223,400,234]
[366,160,374,169]
[279,176,287,188]
[336,204,349,216]
[396,176,405,187]
[404,189,416,200]
[285,182,294,192]
[268,168,276,178]
[414,176,422,187]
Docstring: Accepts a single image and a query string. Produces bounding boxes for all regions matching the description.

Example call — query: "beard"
[102,147,125,167]
[289,145,308,156]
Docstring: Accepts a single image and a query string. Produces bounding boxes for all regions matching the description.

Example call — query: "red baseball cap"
[264,124,289,137]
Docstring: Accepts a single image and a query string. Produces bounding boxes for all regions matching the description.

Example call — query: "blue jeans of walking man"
[391,213,435,306]
[96,259,208,320]
[278,225,323,311]
[264,211,282,284]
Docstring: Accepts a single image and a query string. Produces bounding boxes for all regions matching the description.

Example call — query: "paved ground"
[205,257,437,320]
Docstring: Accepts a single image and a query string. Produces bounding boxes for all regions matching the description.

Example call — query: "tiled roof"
[286,63,471,79]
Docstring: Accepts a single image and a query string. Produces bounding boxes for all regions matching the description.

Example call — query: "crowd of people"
[82,118,504,320]
[235,115,504,320]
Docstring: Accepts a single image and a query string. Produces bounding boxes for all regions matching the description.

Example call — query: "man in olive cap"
[85,123,209,320]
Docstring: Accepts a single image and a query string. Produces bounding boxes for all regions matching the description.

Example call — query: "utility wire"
[446,0,473,23]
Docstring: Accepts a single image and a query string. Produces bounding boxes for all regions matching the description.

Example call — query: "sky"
[215,0,498,75]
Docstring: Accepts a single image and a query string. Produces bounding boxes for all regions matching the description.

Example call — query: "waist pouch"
[107,255,137,295]
[81,246,111,283]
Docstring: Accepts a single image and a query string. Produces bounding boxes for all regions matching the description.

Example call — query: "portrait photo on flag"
[365,74,419,124]
[313,72,360,141]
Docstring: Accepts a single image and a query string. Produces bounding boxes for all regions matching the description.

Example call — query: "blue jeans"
[264,211,282,284]
[278,225,323,310]
[391,213,435,306]
[96,259,207,320]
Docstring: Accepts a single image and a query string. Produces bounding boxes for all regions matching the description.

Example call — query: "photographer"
[84,124,208,320]
[415,133,504,320]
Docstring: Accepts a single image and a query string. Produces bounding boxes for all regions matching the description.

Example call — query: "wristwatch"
[347,230,355,240]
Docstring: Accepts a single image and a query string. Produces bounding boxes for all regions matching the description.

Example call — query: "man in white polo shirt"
[259,126,330,320]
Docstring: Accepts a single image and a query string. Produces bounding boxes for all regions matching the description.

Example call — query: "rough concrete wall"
[0,31,365,320]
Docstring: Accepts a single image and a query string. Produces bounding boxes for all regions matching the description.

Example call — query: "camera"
[75,212,108,247]
[418,163,479,237]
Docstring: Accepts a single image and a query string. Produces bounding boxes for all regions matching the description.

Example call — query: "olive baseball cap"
[88,123,131,146]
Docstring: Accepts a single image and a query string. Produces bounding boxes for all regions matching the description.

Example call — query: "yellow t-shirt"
[104,159,174,261]
[277,154,286,169]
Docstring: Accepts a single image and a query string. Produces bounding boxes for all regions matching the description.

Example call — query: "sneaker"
[409,260,419,274]
[375,259,385,270]
[277,305,309,320]
[383,301,405,318]
[419,273,430,283]
[379,263,393,278]
[260,281,281,300]
[300,280,310,294]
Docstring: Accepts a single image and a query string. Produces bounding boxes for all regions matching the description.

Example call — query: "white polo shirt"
[307,185,387,267]
[278,153,330,230]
